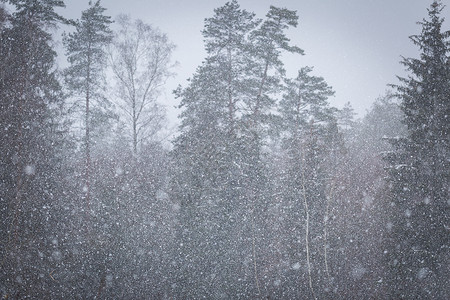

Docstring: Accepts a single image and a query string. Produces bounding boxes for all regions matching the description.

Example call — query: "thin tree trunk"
[324,181,334,281]
[133,97,138,157]
[85,46,91,221]
[227,48,234,133]
[301,134,317,300]
[251,191,262,296]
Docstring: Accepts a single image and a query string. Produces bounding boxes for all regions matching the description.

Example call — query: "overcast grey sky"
[59,0,447,123]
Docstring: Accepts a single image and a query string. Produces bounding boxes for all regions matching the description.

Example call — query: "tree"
[170,2,260,292]
[246,5,304,128]
[337,101,356,130]
[0,0,69,298]
[385,1,450,298]
[62,13,175,298]
[61,2,117,297]
[328,94,405,298]
[63,0,113,225]
[109,14,175,157]
[170,1,303,297]
[277,66,339,298]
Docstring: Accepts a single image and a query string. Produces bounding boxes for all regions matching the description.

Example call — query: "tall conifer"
[170,1,303,297]
[385,1,449,298]
[0,0,68,297]
[63,0,113,219]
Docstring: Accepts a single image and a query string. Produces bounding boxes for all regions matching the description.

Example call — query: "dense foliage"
[384,1,450,298]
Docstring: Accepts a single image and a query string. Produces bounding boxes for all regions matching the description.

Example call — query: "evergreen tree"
[170,1,303,297]
[0,0,69,298]
[63,0,113,218]
[277,66,338,297]
[329,94,405,298]
[385,1,450,298]
[337,101,356,131]
[61,2,116,297]
[170,2,259,293]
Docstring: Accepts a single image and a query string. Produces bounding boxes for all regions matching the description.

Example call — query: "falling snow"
[1,0,448,299]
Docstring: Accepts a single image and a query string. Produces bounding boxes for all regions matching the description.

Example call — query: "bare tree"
[109,14,175,157]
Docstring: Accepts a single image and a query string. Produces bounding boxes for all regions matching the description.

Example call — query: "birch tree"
[109,14,175,157]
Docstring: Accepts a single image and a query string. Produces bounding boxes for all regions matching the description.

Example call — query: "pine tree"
[63,0,113,217]
[337,101,356,130]
[170,1,303,297]
[385,1,450,298]
[170,3,259,295]
[278,66,338,297]
[61,2,116,297]
[170,2,258,297]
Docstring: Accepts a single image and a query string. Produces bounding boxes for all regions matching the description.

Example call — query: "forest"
[0,0,449,299]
